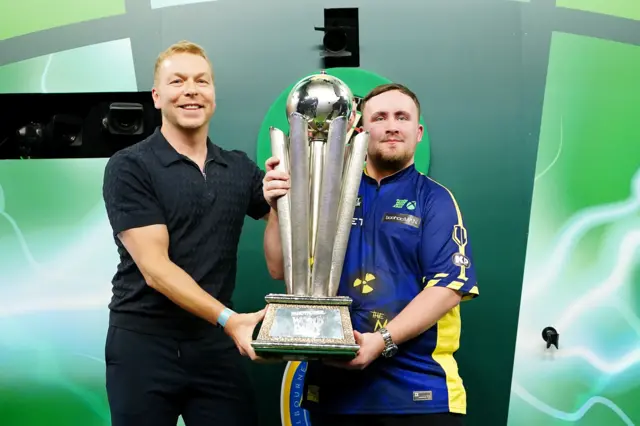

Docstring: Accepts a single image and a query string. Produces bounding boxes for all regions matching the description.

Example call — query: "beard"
[367,145,413,174]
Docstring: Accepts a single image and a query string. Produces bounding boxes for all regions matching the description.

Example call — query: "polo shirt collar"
[151,127,228,167]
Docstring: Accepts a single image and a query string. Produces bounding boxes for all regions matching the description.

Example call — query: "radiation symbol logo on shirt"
[354,273,376,294]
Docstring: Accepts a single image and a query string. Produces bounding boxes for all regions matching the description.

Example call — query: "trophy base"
[251,293,359,361]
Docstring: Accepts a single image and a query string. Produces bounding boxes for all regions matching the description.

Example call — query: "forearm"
[143,259,227,325]
[385,286,462,345]
[264,208,284,279]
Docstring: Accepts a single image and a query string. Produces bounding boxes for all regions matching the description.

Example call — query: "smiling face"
[151,51,215,132]
[362,88,424,175]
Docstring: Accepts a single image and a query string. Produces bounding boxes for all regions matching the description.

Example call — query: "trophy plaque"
[251,72,369,361]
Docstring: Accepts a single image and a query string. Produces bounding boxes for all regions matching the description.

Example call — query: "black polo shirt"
[102,127,270,338]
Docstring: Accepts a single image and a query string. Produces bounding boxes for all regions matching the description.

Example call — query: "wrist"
[378,327,398,358]
[216,307,236,328]
[374,332,386,353]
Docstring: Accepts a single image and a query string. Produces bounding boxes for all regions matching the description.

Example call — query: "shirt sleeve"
[102,151,166,235]
[420,186,479,301]
[245,155,271,220]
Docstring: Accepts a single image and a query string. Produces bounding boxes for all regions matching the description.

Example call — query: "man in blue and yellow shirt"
[263,83,479,426]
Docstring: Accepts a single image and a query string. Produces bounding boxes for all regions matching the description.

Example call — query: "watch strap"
[379,327,394,347]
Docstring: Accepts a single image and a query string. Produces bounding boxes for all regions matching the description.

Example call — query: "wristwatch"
[378,327,398,358]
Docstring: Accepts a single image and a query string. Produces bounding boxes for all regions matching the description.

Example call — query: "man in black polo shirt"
[101,41,284,426]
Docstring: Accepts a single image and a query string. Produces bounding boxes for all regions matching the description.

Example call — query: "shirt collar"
[151,127,228,167]
[363,162,417,185]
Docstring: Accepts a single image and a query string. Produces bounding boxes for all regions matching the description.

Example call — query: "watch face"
[383,345,398,358]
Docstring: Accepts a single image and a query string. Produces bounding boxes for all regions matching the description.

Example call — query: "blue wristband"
[217,307,235,328]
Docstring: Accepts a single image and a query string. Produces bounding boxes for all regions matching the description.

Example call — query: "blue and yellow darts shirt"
[302,163,480,415]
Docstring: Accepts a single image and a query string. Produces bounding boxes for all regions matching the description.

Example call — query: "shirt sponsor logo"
[382,213,421,228]
[393,199,417,211]
[452,253,471,268]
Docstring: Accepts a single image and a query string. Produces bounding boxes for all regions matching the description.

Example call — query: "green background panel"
[557,0,640,21]
[0,0,126,41]
[0,39,138,94]
[507,31,640,426]
[0,160,116,426]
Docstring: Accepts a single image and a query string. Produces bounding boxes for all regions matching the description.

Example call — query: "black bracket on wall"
[542,326,559,349]
[314,8,360,68]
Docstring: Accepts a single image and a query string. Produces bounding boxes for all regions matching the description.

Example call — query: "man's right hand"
[223,308,266,361]
[263,156,290,210]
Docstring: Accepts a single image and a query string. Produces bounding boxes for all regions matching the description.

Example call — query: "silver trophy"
[251,72,369,360]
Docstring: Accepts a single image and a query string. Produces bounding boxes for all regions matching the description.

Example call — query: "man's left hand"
[326,330,385,370]
[263,156,290,210]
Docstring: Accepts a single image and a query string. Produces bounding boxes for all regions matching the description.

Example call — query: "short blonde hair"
[153,40,214,84]
[361,83,421,117]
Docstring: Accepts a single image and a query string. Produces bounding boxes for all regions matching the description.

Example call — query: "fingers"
[263,169,290,208]
[265,189,289,200]
[251,353,280,364]
[235,333,255,360]
[264,178,290,191]
[242,340,267,363]
[263,175,291,207]
[255,307,267,322]
[263,170,290,183]
[245,344,258,360]
[232,313,267,362]
[237,344,247,357]
[265,156,280,171]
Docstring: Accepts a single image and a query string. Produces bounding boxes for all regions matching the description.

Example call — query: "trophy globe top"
[286,72,355,136]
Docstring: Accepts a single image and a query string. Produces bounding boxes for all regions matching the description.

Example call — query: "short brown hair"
[360,83,421,117]
[153,40,213,84]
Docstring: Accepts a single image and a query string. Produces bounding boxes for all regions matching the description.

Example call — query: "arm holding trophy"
[253,72,368,361]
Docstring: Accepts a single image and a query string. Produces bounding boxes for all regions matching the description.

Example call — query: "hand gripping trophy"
[251,72,369,361]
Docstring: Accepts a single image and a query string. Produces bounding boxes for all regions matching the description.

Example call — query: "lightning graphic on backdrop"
[510,161,640,426]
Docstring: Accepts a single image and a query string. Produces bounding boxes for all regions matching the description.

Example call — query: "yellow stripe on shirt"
[427,177,468,281]
[431,304,467,414]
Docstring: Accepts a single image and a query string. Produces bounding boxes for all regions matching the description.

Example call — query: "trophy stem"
[288,113,311,296]
[342,141,353,182]
[329,131,369,296]
[269,127,293,294]
[310,116,348,297]
[308,140,325,264]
